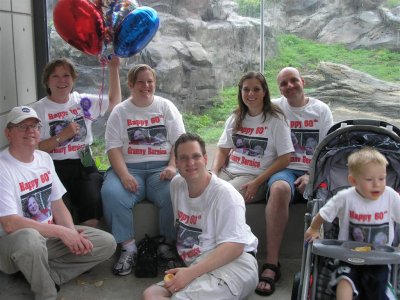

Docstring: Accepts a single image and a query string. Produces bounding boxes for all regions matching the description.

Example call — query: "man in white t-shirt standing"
[255,67,334,296]
[0,106,116,299]
[143,133,258,299]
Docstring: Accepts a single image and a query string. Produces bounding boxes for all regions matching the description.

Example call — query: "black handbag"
[134,234,158,278]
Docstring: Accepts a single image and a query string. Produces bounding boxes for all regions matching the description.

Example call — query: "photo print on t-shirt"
[50,116,87,144]
[72,115,87,142]
[21,184,52,223]
[233,134,267,158]
[50,120,71,146]
[128,125,167,146]
[349,222,389,245]
[370,223,389,245]
[291,129,319,156]
[149,126,167,146]
[176,221,202,263]
[233,134,250,155]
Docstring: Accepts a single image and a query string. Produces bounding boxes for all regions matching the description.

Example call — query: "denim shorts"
[266,168,306,202]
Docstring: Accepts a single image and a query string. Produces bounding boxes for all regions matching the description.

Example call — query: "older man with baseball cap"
[0,106,116,300]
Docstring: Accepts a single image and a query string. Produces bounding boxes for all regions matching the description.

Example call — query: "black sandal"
[255,262,281,296]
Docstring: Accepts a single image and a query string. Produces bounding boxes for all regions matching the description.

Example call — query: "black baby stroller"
[293,119,400,300]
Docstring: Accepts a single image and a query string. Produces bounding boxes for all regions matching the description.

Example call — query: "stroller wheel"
[291,271,301,300]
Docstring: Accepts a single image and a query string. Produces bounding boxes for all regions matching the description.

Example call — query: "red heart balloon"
[53,0,105,56]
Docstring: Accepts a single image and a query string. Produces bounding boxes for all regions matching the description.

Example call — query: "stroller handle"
[327,119,400,136]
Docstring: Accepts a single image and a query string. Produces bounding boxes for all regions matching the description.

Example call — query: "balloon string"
[84,62,105,122]
[98,62,106,118]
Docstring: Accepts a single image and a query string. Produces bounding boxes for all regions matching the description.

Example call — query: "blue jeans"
[101,161,175,243]
[267,168,306,202]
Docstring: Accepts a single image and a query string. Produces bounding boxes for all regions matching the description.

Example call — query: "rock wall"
[49,0,399,115]
[265,0,400,50]
[50,0,275,112]
[306,62,400,120]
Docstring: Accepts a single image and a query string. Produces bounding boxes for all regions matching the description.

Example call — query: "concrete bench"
[133,200,307,259]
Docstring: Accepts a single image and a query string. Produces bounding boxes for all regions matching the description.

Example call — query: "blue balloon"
[113,7,159,58]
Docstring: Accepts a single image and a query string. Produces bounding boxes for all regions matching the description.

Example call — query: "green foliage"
[386,0,400,8]
[91,137,109,171]
[235,0,260,17]
[184,87,238,143]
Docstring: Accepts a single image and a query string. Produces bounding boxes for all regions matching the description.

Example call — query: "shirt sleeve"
[31,100,47,140]
[389,187,400,223]
[164,100,186,145]
[271,116,295,156]
[217,115,235,148]
[105,105,124,152]
[170,175,181,219]
[213,188,249,245]
[45,153,67,201]
[319,102,334,139]
[0,166,19,217]
[319,192,344,223]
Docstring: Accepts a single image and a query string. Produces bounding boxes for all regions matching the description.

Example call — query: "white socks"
[122,239,137,253]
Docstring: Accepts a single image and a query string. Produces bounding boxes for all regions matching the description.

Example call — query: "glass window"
[44,0,400,170]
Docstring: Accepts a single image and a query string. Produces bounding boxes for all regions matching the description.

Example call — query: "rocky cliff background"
[49,0,400,119]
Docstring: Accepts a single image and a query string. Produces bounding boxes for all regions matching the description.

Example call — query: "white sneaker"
[113,250,136,276]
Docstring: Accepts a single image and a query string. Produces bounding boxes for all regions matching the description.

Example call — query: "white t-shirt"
[32,92,108,160]
[319,186,400,245]
[0,149,66,237]
[273,97,334,171]
[171,173,258,266]
[105,96,185,164]
[217,113,294,176]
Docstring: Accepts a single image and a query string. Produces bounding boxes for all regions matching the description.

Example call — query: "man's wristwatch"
[55,135,62,146]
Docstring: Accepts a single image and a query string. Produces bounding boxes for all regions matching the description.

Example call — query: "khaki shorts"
[219,169,266,203]
[172,252,258,300]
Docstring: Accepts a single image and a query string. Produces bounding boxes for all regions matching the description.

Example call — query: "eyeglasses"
[9,124,42,131]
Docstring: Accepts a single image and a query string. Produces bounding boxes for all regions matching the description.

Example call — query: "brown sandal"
[255,263,281,296]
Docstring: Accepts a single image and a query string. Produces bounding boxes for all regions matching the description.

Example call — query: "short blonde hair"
[127,64,156,86]
[348,147,388,176]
